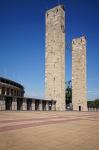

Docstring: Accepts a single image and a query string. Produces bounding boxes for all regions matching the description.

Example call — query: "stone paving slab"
[0,111,99,150]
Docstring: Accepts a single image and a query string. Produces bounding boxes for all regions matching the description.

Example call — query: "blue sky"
[0,0,99,100]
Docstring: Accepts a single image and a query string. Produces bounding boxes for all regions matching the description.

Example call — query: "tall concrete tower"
[45,5,66,111]
[72,36,87,111]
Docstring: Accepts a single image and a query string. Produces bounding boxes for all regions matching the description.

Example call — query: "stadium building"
[0,77,56,111]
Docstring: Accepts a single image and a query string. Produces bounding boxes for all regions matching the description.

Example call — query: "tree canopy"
[65,80,72,105]
[87,99,99,108]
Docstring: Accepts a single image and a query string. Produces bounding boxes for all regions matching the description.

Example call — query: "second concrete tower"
[72,36,87,111]
[45,5,66,111]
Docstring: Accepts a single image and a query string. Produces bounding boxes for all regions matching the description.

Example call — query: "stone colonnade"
[0,96,56,111]
[88,107,99,112]
[0,86,23,97]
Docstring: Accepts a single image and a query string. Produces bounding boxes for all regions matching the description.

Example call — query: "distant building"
[0,77,56,111]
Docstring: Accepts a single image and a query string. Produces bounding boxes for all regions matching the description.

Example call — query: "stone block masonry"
[72,36,87,111]
[45,5,66,111]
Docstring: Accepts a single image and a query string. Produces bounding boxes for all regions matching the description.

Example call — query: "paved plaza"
[0,111,99,150]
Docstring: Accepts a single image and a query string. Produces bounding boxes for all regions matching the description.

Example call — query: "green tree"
[87,99,99,108]
[65,80,72,105]
[87,101,95,108]
[94,99,99,108]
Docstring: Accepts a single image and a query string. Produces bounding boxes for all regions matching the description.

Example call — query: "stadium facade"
[0,77,56,111]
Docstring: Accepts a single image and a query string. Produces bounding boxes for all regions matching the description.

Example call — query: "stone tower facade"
[72,36,87,111]
[45,5,66,111]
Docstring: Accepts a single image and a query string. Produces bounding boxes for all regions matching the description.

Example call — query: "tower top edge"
[46,5,65,14]
[72,36,86,44]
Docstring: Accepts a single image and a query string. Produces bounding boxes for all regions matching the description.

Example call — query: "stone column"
[52,101,56,111]
[0,96,5,110]
[5,88,7,96]
[31,99,35,111]
[94,107,96,112]
[39,101,42,111]
[46,101,49,111]
[12,97,17,111]
[0,87,2,95]
[93,107,95,112]
[22,99,27,111]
